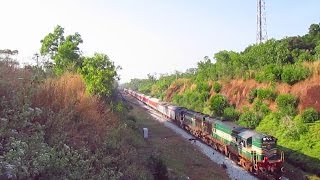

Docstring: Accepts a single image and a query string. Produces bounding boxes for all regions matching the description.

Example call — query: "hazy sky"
[0,0,319,83]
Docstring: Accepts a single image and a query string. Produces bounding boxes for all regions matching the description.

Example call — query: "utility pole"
[256,0,267,44]
[34,53,39,67]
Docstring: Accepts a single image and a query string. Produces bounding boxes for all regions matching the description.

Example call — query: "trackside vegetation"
[0,25,162,179]
[124,23,320,176]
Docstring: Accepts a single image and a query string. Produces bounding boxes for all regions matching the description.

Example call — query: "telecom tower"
[256,0,267,44]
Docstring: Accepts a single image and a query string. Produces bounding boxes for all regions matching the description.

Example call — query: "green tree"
[309,23,320,36]
[80,53,120,96]
[209,94,229,116]
[40,25,83,75]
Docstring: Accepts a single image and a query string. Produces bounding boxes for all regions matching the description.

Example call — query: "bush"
[209,94,229,116]
[223,107,240,121]
[238,110,261,129]
[196,82,210,92]
[212,82,222,93]
[281,64,310,85]
[275,94,298,115]
[301,108,319,123]
[248,89,257,103]
[255,64,283,83]
[253,99,270,117]
[256,88,277,101]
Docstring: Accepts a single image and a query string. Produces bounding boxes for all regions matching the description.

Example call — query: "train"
[123,88,285,178]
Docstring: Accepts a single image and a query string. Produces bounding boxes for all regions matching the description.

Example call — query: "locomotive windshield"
[261,136,277,150]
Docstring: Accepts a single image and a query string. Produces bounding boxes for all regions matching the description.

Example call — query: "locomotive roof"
[216,120,242,129]
[238,129,259,140]
[204,116,219,124]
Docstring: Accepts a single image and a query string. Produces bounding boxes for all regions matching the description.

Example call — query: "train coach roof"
[149,98,160,102]
[158,102,169,105]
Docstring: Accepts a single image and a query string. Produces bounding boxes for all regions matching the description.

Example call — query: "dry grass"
[165,78,191,101]
[303,61,320,76]
[218,73,320,112]
[32,73,118,150]
[0,61,33,106]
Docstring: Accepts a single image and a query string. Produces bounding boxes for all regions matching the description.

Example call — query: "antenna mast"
[256,0,267,44]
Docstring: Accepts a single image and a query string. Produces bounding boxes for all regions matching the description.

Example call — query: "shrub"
[281,64,310,85]
[248,89,257,103]
[209,94,229,116]
[256,112,282,134]
[301,108,319,123]
[275,94,298,115]
[238,110,261,129]
[223,107,240,121]
[255,64,283,83]
[256,88,277,101]
[212,82,222,93]
[253,99,270,117]
[196,82,210,92]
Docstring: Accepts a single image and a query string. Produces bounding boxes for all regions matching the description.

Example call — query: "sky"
[0,0,319,83]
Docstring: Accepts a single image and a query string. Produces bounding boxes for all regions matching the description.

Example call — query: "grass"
[32,73,117,150]
[125,94,229,180]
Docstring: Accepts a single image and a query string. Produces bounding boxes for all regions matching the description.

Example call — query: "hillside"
[124,22,320,177]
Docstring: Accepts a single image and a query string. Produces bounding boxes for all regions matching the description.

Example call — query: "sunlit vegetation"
[0,26,155,179]
[124,23,320,175]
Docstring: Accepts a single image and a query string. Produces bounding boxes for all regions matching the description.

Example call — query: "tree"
[0,49,18,61]
[80,53,120,96]
[209,94,229,116]
[309,23,320,36]
[40,25,83,75]
[0,49,19,68]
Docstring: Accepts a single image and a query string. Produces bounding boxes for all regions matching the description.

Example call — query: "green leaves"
[301,108,319,123]
[276,93,298,116]
[238,109,261,129]
[223,107,239,121]
[80,53,119,97]
[281,64,310,85]
[209,94,229,116]
[40,25,83,75]
[212,82,222,93]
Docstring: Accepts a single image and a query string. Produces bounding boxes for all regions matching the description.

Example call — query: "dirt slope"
[220,75,320,112]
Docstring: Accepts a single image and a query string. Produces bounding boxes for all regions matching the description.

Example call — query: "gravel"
[139,101,257,180]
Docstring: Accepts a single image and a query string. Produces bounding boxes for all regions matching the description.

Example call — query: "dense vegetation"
[0,26,160,179]
[124,23,320,175]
